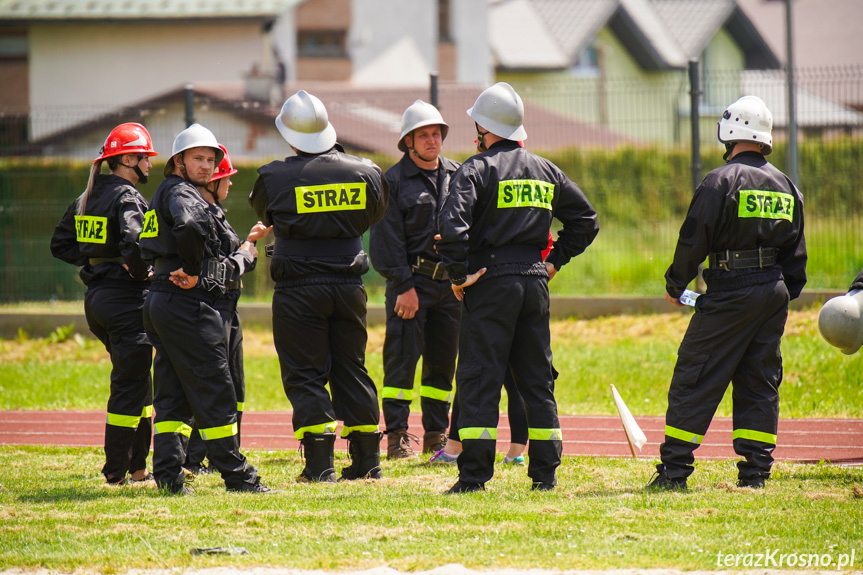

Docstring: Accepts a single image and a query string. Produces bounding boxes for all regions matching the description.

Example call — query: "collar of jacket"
[399,152,458,177]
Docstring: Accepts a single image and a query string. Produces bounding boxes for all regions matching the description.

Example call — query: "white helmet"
[275,90,337,154]
[164,123,224,177]
[818,291,863,355]
[467,82,527,141]
[398,99,448,153]
[717,95,773,155]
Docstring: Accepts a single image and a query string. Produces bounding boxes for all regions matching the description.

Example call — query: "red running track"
[2,410,862,464]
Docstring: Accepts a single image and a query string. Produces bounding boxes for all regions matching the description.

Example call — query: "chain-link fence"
[1,67,861,303]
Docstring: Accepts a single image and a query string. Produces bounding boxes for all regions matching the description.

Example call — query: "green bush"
[2,136,861,302]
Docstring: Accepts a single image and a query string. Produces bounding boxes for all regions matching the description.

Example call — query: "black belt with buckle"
[412,256,448,281]
[154,257,226,284]
[709,247,777,271]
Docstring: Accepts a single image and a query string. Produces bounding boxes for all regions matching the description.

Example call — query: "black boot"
[298,433,337,483]
[340,431,383,480]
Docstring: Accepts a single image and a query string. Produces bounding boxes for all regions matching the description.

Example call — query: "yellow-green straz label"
[74,215,108,244]
[738,190,794,222]
[296,183,367,213]
[498,179,554,210]
[140,209,158,238]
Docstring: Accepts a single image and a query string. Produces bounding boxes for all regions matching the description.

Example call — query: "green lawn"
[2,310,862,571]
[0,445,860,571]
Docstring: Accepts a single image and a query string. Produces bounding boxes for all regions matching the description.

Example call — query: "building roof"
[491,0,779,71]
[23,82,634,158]
[0,0,301,22]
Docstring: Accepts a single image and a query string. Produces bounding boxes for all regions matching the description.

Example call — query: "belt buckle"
[411,256,422,274]
[265,244,274,258]
[716,249,731,271]
[216,262,227,284]
[432,261,446,280]
[758,246,767,268]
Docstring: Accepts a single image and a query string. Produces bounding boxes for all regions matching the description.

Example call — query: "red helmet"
[94,123,158,163]
[210,144,238,182]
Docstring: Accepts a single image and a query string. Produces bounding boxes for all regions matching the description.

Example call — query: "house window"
[571,45,600,77]
[439,0,451,43]
[298,30,347,58]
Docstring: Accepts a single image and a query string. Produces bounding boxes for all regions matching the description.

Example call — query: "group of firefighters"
[51,81,808,495]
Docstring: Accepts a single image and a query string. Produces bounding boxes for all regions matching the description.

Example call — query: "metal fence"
[1,66,862,303]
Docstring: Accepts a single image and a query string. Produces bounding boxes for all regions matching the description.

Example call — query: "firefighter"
[141,124,271,494]
[651,95,807,490]
[369,100,461,460]
[50,123,157,486]
[249,90,388,482]
[437,82,599,493]
[183,145,271,475]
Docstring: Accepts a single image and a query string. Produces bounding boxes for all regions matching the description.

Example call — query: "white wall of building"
[350,0,436,86]
[29,21,267,138]
[452,0,493,86]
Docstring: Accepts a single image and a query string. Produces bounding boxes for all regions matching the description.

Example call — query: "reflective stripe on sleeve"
[665,425,704,445]
[106,413,140,429]
[381,386,414,401]
[199,422,238,441]
[528,428,563,441]
[154,421,193,437]
[420,386,452,402]
[459,427,497,440]
[341,424,379,438]
[140,405,154,418]
[294,421,338,440]
[732,428,777,445]
[236,402,245,413]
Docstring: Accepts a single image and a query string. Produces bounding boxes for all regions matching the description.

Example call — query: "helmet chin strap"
[475,123,490,152]
[122,154,148,184]
[722,142,737,162]
[408,135,436,164]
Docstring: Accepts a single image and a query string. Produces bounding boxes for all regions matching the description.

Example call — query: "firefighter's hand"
[170,268,198,290]
[247,221,272,243]
[452,268,487,302]
[545,261,557,281]
[665,290,684,307]
[433,234,441,254]
[395,287,419,320]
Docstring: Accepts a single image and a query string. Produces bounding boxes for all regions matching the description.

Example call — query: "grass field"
[3,308,862,418]
[2,309,863,572]
[1,446,861,572]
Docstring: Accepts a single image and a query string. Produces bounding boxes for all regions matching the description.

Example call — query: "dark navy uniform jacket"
[437,140,598,282]
[369,153,460,294]
[249,145,388,281]
[139,175,224,294]
[665,151,807,300]
[51,174,150,285]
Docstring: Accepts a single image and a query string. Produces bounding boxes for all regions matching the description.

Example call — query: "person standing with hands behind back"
[51,123,158,486]
[183,144,271,475]
[650,95,806,491]
[370,100,461,461]
[141,124,271,495]
[437,83,599,493]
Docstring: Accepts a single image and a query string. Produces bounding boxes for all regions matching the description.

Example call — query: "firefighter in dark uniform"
[369,100,461,460]
[183,144,271,475]
[141,124,271,494]
[650,95,807,490]
[437,83,599,493]
[51,123,157,485]
[249,90,388,482]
